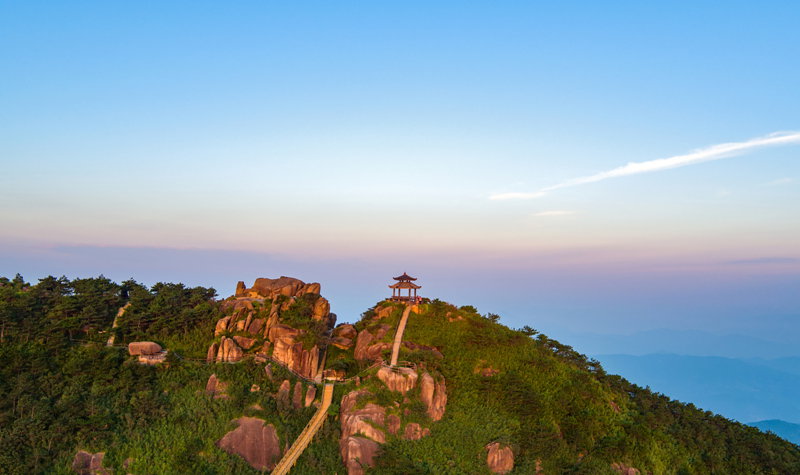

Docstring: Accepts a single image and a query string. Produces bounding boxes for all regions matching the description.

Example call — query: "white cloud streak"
[490,131,800,200]
[533,210,576,217]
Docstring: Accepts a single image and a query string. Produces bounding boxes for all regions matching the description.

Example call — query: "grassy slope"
[367,301,800,474]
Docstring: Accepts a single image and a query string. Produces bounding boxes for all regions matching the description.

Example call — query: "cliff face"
[207,277,335,379]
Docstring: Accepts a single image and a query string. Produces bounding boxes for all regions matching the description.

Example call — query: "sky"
[1,2,799,347]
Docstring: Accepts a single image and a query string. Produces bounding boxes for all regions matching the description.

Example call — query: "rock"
[340,436,380,475]
[245,276,321,299]
[269,325,322,380]
[403,422,430,440]
[324,368,346,380]
[233,335,256,350]
[246,318,265,335]
[373,304,396,321]
[206,374,228,397]
[235,281,246,296]
[305,386,317,407]
[354,325,391,361]
[611,462,641,475]
[403,341,444,359]
[264,364,273,380]
[216,337,244,363]
[334,324,358,340]
[341,390,386,444]
[312,296,330,321]
[138,351,168,365]
[420,372,447,421]
[206,343,218,363]
[71,450,109,475]
[216,417,281,471]
[128,341,162,356]
[215,316,231,336]
[292,382,304,409]
[206,374,219,394]
[250,384,260,392]
[486,442,514,474]
[277,380,291,405]
[387,414,401,435]
[332,336,354,349]
[377,366,418,393]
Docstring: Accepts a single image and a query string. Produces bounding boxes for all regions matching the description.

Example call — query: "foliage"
[1,275,798,474]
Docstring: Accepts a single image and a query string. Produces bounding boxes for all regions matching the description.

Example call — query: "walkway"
[390,304,413,366]
[271,383,335,475]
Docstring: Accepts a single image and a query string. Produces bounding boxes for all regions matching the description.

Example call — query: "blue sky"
[1,2,799,343]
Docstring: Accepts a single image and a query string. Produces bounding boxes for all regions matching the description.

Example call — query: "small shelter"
[388,272,422,303]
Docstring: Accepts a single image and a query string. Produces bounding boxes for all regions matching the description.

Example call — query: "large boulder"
[292,382,304,410]
[269,325,322,380]
[403,422,430,441]
[216,337,243,363]
[341,390,386,443]
[486,442,514,474]
[233,335,256,350]
[334,324,358,340]
[244,277,322,299]
[354,325,392,361]
[206,343,218,363]
[611,462,641,475]
[340,436,380,475]
[377,366,418,393]
[214,316,231,336]
[72,450,110,475]
[216,417,281,471]
[128,341,162,356]
[420,372,447,421]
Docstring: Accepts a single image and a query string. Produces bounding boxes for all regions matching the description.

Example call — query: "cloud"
[533,210,576,217]
[490,131,800,200]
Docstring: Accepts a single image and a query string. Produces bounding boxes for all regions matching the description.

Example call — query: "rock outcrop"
[377,366,418,393]
[420,372,447,421]
[292,382,304,409]
[216,417,281,471]
[486,442,514,474]
[269,324,323,380]
[339,389,388,474]
[216,337,243,362]
[354,324,392,361]
[243,276,321,299]
[340,436,380,475]
[72,450,110,475]
[403,422,430,440]
[305,385,317,407]
[611,462,641,475]
[277,379,291,405]
[127,341,161,356]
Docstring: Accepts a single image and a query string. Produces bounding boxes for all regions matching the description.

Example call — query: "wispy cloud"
[490,131,800,200]
[533,210,576,217]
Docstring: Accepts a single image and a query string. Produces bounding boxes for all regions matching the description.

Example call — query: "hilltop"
[0,274,798,474]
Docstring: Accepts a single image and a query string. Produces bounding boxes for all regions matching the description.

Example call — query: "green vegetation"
[1,276,798,474]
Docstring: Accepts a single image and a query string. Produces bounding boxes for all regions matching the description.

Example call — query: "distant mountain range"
[749,420,800,446]
[594,353,800,424]
[566,328,800,359]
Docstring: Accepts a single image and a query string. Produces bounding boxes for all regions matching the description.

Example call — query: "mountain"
[749,420,800,446]
[561,329,800,359]
[1,274,799,474]
[594,353,800,423]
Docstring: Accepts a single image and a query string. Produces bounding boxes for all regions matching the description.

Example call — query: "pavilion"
[388,272,422,303]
